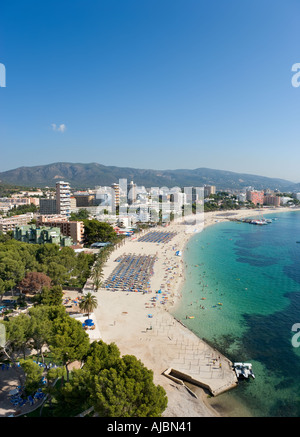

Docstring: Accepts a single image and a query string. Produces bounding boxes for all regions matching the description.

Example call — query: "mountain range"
[0,162,298,191]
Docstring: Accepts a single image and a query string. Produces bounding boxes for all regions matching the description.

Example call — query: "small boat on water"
[233,362,255,379]
[250,219,268,225]
[250,212,272,226]
[186,316,195,319]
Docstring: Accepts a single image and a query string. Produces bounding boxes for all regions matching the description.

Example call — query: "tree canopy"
[0,239,95,296]
[18,271,52,295]
[83,220,117,245]
[56,340,168,417]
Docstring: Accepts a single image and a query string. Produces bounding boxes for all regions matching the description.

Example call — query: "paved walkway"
[0,366,46,417]
[143,310,238,396]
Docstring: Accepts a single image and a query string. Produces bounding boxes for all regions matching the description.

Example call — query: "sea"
[172,210,300,417]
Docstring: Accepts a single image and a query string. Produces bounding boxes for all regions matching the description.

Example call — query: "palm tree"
[79,293,98,319]
[91,264,103,292]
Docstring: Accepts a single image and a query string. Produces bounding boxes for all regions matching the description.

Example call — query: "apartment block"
[56,181,71,217]
[204,185,216,197]
[110,183,120,209]
[73,192,95,207]
[36,215,84,245]
[263,195,280,207]
[0,197,40,207]
[0,213,34,234]
[246,190,264,205]
[40,198,57,215]
[70,197,77,209]
[13,225,73,246]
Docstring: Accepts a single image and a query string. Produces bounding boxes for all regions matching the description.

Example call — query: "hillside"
[0,162,296,191]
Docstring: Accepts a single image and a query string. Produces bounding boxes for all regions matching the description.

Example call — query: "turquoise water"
[172,210,300,417]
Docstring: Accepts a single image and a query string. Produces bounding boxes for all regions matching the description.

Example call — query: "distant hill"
[0,162,297,191]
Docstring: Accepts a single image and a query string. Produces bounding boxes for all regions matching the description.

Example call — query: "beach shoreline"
[87,206,300,417]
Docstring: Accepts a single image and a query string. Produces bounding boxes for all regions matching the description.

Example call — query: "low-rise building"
[0,213,34,234]
[263,195,280,207]
[13,225,73,246]
[36,215,84,245]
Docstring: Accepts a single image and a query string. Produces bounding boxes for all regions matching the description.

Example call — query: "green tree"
[0,257,26,292]
[83,220,117,245]
[53,341,168,417]
[0,278,5,302]
[70,209,89,221]
[50,315,90,382]
[90,264,103,292]
[84,340,121,374]
[8,203,38,216]
[4,314,32,360]
[28,306,54,363]
[43,366,64,412]
[36,244,60,265]
[71,252,95,287]
[44,262,69,286]
[58,246,77,272]
[39,285,63,306]
[20,359,44,395]
[55,368,92,415]
[91,354,167,417]
[79,293,98,318]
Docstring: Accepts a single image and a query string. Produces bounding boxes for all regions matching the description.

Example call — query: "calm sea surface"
[172,210,300,417]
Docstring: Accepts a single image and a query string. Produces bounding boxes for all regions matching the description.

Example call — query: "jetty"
[154,313,239,396]
[227,217,273,225]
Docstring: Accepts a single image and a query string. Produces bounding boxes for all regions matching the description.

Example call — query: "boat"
[250,212,272,226]
[250,219,268,225]
[233,362,255,379]
[186,316,195,319]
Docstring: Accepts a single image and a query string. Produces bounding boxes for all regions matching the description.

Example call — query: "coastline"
[87,206,300,417]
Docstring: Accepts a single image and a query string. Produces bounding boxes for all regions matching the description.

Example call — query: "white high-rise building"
[56,181,71,217]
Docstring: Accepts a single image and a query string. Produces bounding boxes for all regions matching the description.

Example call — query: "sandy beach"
[84,206,300,417]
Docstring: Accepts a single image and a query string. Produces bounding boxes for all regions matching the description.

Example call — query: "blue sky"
[1,0,300,181]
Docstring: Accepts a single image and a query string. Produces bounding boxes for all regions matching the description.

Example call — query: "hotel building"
[204,185,216,197]
[56,181,71,217]
[40,198,57,215]
[263,195,280,207]
[36,215,84,245]
[0,213,34,234]
[246,190,264,205]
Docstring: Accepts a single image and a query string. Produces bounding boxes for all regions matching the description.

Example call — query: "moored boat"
[233,362,255,379]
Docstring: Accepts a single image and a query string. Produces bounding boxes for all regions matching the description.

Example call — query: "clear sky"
[1,0,300,181]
